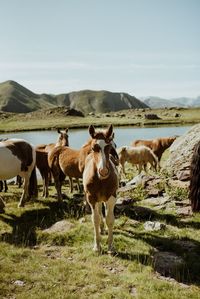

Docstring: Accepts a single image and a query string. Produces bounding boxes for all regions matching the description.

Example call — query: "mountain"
[0,80,148,114]
[142,96,179,108]
[142,96,200,108]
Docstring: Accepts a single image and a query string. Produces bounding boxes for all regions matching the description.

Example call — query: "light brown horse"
[117,145,159,176]
[48,137,92,200]
[83,125,119,253]
[189,140,200,212]
[131,136,177,161]
[35,128,69,198]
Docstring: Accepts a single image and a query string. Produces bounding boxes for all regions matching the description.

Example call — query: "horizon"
[0,0,200,99]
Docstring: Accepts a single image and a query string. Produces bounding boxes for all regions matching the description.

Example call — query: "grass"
[0,176,200,299]
[0,107,200,132]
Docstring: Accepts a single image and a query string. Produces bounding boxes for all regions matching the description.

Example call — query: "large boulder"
[164,124,200,181]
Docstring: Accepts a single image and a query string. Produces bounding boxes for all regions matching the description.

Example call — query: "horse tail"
[28,167,38,198]
[189,141,200,212]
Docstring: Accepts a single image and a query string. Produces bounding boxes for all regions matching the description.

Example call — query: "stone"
[164,124,200,180]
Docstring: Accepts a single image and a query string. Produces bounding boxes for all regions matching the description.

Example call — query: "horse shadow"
[0,196,85,247]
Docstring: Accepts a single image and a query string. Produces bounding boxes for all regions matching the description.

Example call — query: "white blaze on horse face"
[96,139,109,179]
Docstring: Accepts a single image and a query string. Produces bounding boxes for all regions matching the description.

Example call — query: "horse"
[48,128,119,200]
[131,136,177,161]
[0,138,37,207]
[35,128,69,198]
[117,145,159,176]
[189,140,200,212]
[48,137,92,200]
[82,124,119,253]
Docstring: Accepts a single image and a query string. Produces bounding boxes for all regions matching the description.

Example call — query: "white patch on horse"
[96,139,108,179]
[0,147,21,179]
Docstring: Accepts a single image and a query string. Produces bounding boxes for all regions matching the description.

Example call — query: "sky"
[0,0,200,99]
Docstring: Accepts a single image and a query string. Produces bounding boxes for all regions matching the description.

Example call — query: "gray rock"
[144,221,166,231]
[164,124,200,180]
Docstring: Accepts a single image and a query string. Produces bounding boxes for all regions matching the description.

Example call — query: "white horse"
[0,138,37,208]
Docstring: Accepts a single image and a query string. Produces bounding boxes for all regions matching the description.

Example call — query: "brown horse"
[131,136,177,161]
[0,138,37,207]
[35,128,69,198]
[189,140,200,212]
[83,125,119,253]
[48,137,92,200]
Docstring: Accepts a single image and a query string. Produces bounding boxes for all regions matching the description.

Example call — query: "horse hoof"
[93,245,101,254]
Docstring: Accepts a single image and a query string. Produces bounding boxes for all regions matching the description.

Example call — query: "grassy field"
[0,107,200,132]
[0,167,200,299]
[0,108,200,298]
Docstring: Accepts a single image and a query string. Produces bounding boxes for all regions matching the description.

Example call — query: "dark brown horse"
[35,128,69,198]
[189,140,200,212]
[83,125,119,253]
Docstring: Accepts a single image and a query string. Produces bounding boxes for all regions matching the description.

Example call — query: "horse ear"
[65,128,68,133]
[57,128,61,133]
[106,124,113,138]
[89,125,96,138]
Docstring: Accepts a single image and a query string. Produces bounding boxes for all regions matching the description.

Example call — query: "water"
[0,125,191,148]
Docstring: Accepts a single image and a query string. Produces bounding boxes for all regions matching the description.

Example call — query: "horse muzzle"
[98,167,109,179]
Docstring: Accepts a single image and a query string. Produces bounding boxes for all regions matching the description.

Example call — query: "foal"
[83,125,119,253]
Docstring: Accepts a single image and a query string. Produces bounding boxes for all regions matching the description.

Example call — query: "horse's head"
[88,125,116,179]
[57,128,69,146]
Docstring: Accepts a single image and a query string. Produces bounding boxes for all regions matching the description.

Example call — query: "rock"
[145,114,161,120]
[141,196,170,206]
[13,280,25,286]
[144,221,166,231]
[164,124,200,180]
[43,220,75,233]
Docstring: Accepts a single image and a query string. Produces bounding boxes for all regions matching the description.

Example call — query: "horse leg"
[98,202,105,234]
[138,163,142,174]
[76,178,82,193]
[69,177,74,193]
[42,170,49,198]
[105,195,116,253]
[4,181,8,192]
[90,202,101,253]
[0,181,3,192]
[18,175,29,207]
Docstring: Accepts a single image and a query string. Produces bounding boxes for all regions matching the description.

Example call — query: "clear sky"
[0,0,199,99]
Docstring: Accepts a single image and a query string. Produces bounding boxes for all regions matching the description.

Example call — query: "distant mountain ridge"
[0,80,148,114]
[142,96,200,108]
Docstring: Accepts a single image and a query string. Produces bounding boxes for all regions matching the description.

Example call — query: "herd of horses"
[0,125,199,253]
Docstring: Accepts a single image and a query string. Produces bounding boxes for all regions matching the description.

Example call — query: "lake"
[0,125,191,148]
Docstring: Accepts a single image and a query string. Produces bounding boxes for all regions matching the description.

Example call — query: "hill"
[142,96,200,108]
[0,80,148,114]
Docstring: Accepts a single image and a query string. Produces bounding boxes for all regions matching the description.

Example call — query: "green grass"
[0,178,200,299]
[0,107,200,132]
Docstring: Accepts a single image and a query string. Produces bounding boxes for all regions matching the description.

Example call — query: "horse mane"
[189,140,200,212]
